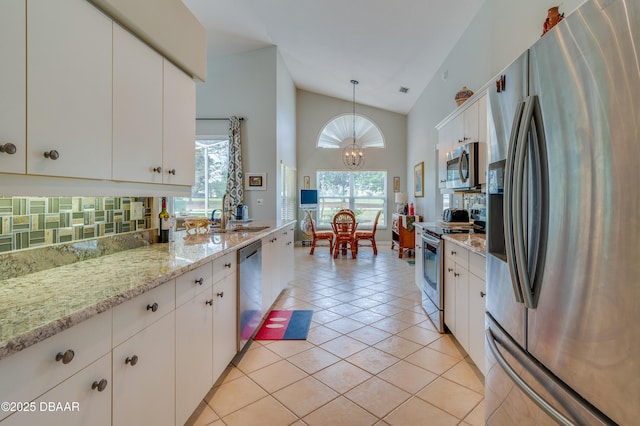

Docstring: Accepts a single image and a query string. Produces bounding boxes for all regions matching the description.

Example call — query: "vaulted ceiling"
[183,0,485,114]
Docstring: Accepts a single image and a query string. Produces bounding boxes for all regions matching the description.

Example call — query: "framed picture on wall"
[393,176,400,193]
[245,173,267,190]
[414,162,424,198]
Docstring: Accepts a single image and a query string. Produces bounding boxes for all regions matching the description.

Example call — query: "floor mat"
[254,310,313,340]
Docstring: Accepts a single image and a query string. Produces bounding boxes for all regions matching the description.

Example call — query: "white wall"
[195,45,295,220]
[296,90,407,241]
[407,0,586,221]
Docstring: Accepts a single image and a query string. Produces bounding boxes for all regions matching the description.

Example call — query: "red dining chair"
[355,210,382,255]
[306,210,333,255]
[332,209,357,259]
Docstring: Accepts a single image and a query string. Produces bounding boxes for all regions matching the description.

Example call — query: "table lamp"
[395,192,408,214]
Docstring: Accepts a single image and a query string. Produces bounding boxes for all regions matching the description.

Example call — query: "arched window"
[317,114,385,149]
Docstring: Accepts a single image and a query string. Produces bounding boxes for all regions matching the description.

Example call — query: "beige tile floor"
[186,245,485,426]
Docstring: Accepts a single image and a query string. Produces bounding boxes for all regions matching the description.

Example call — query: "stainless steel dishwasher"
[238,240,262,351]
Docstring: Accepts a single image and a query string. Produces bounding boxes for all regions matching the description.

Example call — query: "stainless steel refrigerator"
[485,0,639,424]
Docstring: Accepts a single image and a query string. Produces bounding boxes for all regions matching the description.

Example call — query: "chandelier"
[343,80,364,169]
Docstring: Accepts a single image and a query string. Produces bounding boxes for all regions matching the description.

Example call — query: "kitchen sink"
[230,226,270,233]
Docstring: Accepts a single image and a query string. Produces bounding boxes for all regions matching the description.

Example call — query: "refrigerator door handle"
[503,100,526,303]
[486,328,575,426]
[513,96,548,309]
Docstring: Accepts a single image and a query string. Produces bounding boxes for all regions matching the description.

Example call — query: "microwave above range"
[446,142,480,190]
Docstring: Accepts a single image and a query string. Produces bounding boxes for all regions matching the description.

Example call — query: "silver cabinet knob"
[167,169,176,175]
[153,166,162,173]
[125,355,138,366]
[146,302,159,312]
[44,150,59,160]
[0,143,17,155]
[55,349,75,364]
[91,379,108,392]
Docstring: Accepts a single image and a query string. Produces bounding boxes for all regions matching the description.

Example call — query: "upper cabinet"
[0,0,26,175]
[162,60,195,186]
[112,24,164,184]
[1,0,196,191]
[27,0,112,179]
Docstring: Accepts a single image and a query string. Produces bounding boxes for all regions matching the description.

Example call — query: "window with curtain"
[316,170,386,229]
[174,138,229,217]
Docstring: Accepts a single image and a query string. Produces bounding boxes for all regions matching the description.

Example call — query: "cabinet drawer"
[469,252,485,280]
[176,261,213,307]
[212,252,235,284]
[113,280,175,346]
[0,311,112,421]
[445,241,469,267]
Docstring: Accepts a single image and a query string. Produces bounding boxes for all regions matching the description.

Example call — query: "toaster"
[442,208,469,223]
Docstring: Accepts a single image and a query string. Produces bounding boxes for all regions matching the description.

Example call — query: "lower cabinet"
[443,240,486,373]
[261,226,295,315]
[112,312,176,426]
[212,270,238,381]
[175,284,214,425]
[2,354,111,426]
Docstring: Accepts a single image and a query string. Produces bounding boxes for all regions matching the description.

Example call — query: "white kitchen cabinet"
[212,269,238,382]
[0,310,112,422]
[112,24,164,184]
[437,125,450,189]
[112,311,175,426]
[443,255,456,333]
[477,93,488,185]
[162,60,195,186]
[3,354,112,426]
[0,0,26,175]
[176,284,214,425]
[176,261,214,307]
[277,225,295,297]
[468,270,486,374]
[261,235,278,313]
[27,0,112,180]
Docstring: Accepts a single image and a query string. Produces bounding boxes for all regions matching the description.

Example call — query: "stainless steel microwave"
[446,142,479,189]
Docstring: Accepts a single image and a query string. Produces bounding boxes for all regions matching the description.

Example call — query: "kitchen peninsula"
[0,221,295,425]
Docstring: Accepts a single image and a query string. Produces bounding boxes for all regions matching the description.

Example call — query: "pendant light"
[343,80,364,169]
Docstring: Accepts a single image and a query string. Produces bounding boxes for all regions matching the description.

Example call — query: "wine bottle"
[158,197,170,243]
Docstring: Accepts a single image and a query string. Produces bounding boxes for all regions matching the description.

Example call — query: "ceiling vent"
[399,86,410,94]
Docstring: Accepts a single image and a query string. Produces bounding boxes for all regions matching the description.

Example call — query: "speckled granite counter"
[0,220,295,359]
[442,233,487,256]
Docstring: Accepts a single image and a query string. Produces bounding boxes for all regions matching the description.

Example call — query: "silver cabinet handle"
[486,328,573,426]
[125,355,138,366]
[146,302,159,312]
[44,150,59,160]
[92,379,108,392]
[55,349,75,364]
[0,143,17,154]
[153,166,162,173]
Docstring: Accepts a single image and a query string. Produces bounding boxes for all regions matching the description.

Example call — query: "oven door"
[422,233,445,332]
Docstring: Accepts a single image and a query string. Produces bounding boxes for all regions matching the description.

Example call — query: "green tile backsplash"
[0,197,152,253]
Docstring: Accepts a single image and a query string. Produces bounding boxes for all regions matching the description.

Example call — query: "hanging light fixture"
[343,80,364,169]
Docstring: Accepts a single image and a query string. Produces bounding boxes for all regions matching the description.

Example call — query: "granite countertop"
[442,233,487,256]
[0,220,295,360]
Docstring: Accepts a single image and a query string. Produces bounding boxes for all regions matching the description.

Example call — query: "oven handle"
[421,233,441,246]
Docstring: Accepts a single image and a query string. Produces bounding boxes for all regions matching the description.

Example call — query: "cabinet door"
[414,236,423,292]
[437,125,449,189]
[0,0,26,174]
[163,59,195,186]
[2,354,111,426]
[213,272,238,381]
[112,24,163,184]
[454,263,469,349]
[463,101,479,143]
[451,113,465,145]
[261,236,277,312]
[279,227,295,293]
[468,272,486,374]
[176,286,213,425]
[443,256,456,333]
[27,0,112,179]
[113,312,175,426]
